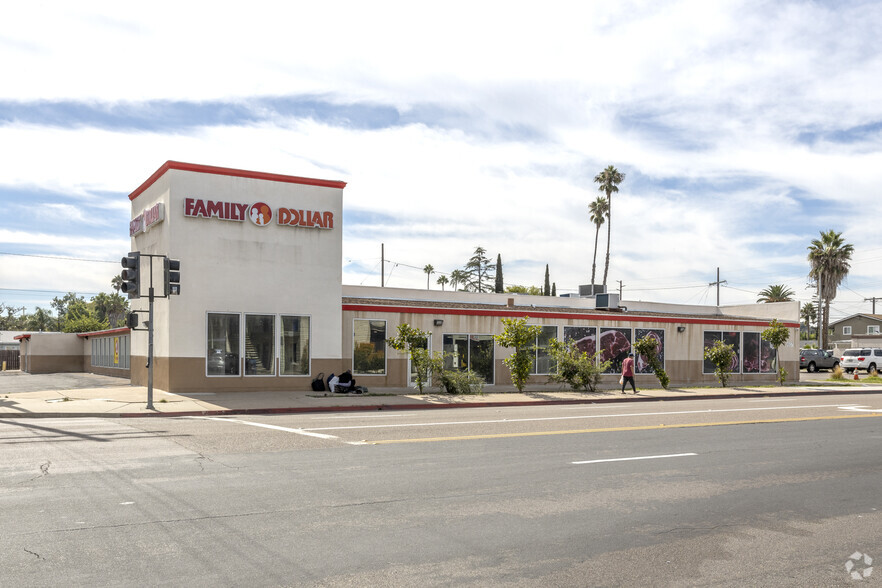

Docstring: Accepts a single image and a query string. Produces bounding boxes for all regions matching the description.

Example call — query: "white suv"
[840,348,882,373]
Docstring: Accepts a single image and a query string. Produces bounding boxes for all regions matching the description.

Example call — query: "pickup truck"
[799,349,839,372]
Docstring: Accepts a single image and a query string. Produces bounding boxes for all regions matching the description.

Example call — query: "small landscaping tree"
[633,334,670,389]
[547,339,611,393]
[387,324,432,393]
[761,318,791,386]
[494,316,542,392]
[704,340,735,387]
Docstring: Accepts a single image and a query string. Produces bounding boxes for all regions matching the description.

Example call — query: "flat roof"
[128,161,347,201]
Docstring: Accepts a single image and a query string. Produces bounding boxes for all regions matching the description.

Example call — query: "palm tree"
[807,230,854,349]
[588,196,609,287]
[800,302,817,340]
[756,284,795,303]
[423,264,435,290]
[111,274,123,293]
[450,269,467,291]
[593,165,625,288]
[436,275,449,291]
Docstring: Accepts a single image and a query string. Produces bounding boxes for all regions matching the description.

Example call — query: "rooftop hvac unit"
[595,293,620,309]
[579,284,606,296]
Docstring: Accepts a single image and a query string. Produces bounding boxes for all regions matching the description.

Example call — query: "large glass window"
[634,328,665,374]
[207,313,240,376]
[353,319,386,374]
[742,332,775,373]
[281,315,310,376]
[599,328,633,374]
[532,326,557,375]
[564,326,597,357]
[442,334,495,383]
[703,331,741,374]
[245,314,275,376]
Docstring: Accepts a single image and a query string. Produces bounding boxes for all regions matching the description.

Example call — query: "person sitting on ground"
[336,370,356,392]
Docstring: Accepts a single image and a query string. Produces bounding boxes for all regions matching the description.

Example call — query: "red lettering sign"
[185,198,333,230]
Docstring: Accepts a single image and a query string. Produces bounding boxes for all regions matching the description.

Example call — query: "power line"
[0,251,118,264]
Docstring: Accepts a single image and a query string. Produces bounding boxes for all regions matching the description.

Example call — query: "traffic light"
[120,252,140,299]
[126,312,139,329]
[164,257,181,296]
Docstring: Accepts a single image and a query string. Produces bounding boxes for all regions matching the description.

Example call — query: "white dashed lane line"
[184,416,339,440]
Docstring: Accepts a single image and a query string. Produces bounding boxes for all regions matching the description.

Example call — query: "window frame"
[280,314,311,377]
[352,319,387,375]
[206,312,241,377]
[843,325,853,336]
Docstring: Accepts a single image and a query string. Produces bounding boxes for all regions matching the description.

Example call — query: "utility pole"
[617,280,624,298]
[709,267,727,306]
[865,296,880,314]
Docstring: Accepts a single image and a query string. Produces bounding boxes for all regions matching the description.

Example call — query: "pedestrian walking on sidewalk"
[621,352,637,394]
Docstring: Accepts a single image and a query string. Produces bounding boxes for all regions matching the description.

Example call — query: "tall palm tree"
[450,269,466,291]
[756,284,795,303]
[800,302,817,340]
[588,196,609,287]
[111,274,123,293]
[423,264,435,290]
[436,275,449,291]
[807,230,854,349]
[593,165,625,288]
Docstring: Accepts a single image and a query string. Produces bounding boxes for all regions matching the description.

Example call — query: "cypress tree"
[544,265,551,296]
[552,282,556,297]
[495,254,504,293]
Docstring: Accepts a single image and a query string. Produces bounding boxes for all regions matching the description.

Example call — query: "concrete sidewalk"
[2,371,882,418]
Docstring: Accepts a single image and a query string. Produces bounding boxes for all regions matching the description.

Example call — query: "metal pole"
[716,267,720,306]
[146,255,155,410]
[381,243,385,287]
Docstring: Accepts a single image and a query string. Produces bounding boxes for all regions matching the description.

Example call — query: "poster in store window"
[113,338,119,366]
[634,328,665,374]
[563,326,597,356]
[599,328,632,374]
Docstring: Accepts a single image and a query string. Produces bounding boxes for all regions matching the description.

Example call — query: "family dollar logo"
[249,202,272,226]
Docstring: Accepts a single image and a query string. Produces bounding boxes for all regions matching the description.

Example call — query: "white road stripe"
[302,404,857,432]
[839,406,882,413]
[185,416,339,439]
[573,452,698,465]
[311,413,419,420]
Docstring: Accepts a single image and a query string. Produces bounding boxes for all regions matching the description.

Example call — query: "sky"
[2,0,881,322]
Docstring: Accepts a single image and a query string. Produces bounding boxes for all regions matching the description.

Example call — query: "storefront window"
[245,314,275,376]
[532,326,557,375]
[207,313,240,376]
[703,331,741,374]
[442,334,494,383]
[353,319,386,374]
[281,315,310,376]
[599,328,633,374]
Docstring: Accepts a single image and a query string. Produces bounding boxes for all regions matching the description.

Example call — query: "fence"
[0,349,21,370]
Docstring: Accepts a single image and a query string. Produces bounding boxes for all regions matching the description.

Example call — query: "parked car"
[799,349,839,372]
[840,348,882,373]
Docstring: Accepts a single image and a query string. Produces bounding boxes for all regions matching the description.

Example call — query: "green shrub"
[546,339,611,393]
[633,334,670,389]
[439,369,484,395]
[704,340,735,387]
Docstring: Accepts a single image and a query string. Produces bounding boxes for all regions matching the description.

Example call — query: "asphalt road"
[1,395,880,587]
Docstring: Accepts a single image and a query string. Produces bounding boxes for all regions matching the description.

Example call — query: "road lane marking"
[185,416,339,440]
[311,413,419,420]
[366,413,882,444]
[839,406,882,413]
[573,453,697,465]
[303,404,861,432]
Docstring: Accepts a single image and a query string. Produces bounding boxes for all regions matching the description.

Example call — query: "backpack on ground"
[311,372,326,391]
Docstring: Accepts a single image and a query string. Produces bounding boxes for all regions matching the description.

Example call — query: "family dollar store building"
[126,161,800,394]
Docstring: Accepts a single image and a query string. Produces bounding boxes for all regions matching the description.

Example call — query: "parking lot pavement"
[0,371,132,394]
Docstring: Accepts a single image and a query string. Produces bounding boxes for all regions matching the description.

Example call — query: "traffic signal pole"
[121,252,179,410]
